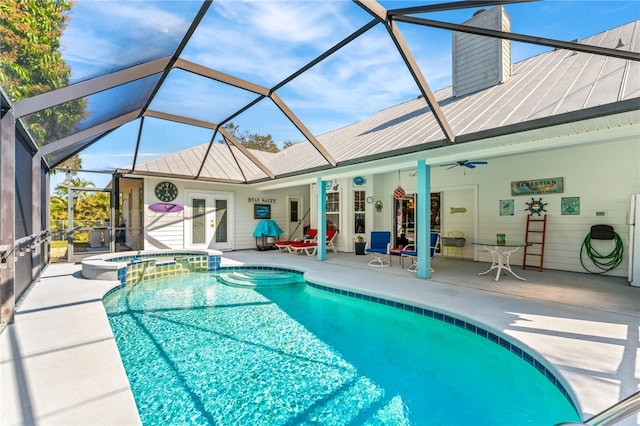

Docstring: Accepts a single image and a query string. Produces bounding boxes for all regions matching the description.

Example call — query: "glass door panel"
[214,199,227,243]
[185,192,233,250]
[191,198,206,245]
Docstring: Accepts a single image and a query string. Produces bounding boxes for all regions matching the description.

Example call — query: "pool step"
[217,270,304,287]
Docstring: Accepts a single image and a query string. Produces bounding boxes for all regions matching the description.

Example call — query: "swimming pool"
[103,268,580,425]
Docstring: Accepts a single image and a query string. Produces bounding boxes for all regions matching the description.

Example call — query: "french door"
[184,191,233,250]
[394,194,416,247]
[286,196,304,240]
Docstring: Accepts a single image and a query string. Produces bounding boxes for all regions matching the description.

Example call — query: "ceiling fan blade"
[442,160,487,170]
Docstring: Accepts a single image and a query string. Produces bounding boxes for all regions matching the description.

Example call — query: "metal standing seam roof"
[131,19,640,184]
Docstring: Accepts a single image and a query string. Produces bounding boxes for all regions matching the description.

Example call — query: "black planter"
[355,241,366,255]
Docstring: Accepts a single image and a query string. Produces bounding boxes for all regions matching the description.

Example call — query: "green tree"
[222,122,280,153]
[75,191,110,221]
[0,0,86,168]
[50,176,96,238]
[282,139,301,149]
[53,177,95,207]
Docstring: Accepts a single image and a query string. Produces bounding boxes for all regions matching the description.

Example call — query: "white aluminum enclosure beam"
[39,110,141,156]
[393,15,640,62]
[270,93,337,167]
[144,109,276,180]
[0,106,16,325]
[354,0,457,143]
[217,126,276,180]
[176,59,337,167]
[388,0,537,15]
[145,109,219,130]
[13,57,171,118]
[175,59,271,96]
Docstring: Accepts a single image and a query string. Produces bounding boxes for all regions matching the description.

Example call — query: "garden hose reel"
[580,225,624,274]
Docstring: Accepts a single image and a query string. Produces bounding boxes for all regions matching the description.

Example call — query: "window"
[354,190,365,234]
[290,199,299,222]
[326,192,340,232]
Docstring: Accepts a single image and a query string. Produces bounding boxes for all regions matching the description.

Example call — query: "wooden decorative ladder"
[523,215,547,271]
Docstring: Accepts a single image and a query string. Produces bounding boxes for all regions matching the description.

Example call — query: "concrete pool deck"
[1,251,638,425]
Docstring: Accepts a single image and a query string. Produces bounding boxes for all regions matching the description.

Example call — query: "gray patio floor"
[1,250,638,425]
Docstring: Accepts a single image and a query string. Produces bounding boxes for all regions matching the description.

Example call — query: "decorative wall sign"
[149,203,184,213]
[248,197,277,204]
[500,199,514,216]
[511,177,563,196]
[450,207,467,214]
[353,176,366,185]
[254,204,271,219]
[561,197,580,215]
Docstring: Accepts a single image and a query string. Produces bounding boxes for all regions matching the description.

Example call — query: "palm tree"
[54,177,95,206]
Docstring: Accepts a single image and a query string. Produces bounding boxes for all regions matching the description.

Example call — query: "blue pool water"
[103,269,580,425]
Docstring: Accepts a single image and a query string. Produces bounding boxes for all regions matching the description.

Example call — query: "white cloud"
[185,1,370,85]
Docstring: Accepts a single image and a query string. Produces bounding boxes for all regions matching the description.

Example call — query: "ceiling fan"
[442,160,488,170]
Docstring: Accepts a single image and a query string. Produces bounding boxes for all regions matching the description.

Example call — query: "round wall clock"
[155,181,178,202]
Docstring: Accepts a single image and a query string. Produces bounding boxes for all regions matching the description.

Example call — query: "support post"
[316,177,327,261]
[66,171,73,263]
[31,152,42,282]
[0,106,16,325]
[416,159,431,278]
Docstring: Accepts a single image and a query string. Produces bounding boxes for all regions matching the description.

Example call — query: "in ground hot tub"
[82,249,222,286]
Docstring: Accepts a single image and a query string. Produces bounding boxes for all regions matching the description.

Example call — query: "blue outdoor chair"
[365,231,392,267]
[402,232,440,272]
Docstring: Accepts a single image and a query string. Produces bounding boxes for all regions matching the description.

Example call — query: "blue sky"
[52,0,639,189]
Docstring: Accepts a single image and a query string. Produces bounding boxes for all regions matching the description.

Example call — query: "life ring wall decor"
[525,198,547,216]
